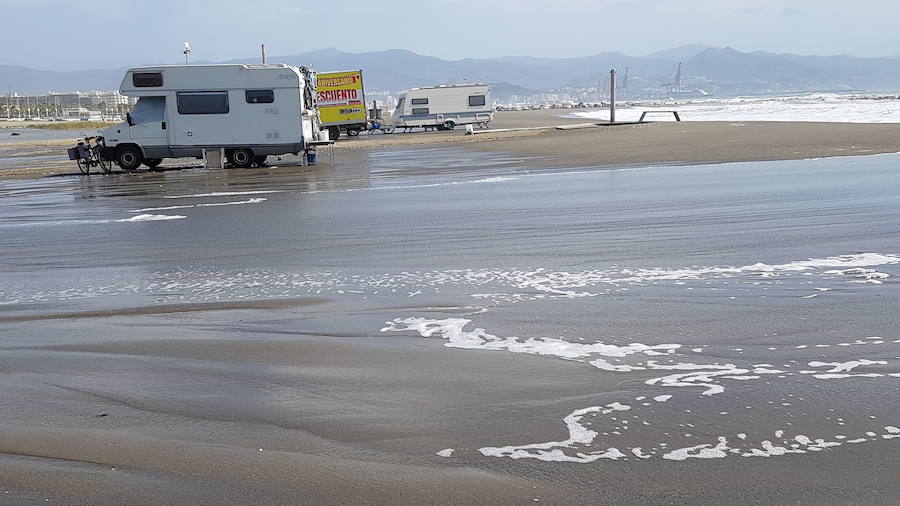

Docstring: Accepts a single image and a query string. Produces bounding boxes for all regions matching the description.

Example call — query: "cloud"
[782,8,806,16]
[734,7,765,15]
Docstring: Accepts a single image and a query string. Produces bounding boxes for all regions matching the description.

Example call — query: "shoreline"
[4,111,900,181]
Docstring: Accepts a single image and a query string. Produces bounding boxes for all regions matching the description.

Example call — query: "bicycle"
[68,136,112,175]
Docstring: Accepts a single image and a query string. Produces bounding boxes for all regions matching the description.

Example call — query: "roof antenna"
[183,42,191,65]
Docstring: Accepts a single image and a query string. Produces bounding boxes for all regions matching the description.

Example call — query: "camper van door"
[173,91,231,146]
[129,96,169,149]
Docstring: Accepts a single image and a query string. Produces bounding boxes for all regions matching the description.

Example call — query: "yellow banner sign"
[317,70,366,125]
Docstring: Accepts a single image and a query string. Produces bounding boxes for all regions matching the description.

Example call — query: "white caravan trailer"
[99,64,324,169]
[392,84,492,130]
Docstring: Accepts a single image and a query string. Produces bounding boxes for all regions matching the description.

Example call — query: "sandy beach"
[2,109,900,505]
[4,110,900,180]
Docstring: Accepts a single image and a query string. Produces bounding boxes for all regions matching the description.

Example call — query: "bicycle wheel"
[98,158,112,174]
[77,158,89,175]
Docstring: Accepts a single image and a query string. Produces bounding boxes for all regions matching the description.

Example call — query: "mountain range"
[4,46,900,98]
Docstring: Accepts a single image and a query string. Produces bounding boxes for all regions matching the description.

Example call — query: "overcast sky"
[3,0,900,70]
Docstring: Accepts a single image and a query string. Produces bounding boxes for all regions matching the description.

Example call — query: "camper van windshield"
[130,97,165,124]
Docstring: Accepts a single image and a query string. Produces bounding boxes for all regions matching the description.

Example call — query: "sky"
[2,0,900,70]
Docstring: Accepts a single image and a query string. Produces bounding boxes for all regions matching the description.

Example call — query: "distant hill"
[6,47,900,97]
[647,44,713,62]
[685,47,827,85]
[0,64,127,95]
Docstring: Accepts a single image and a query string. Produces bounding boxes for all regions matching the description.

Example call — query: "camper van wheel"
[143,159,162,169]
[327,126,341,141]
[228,148,254,168]
[347,128,360,137]
[443,120,456,130]
[116,146,143,171]
[253,155,267,165]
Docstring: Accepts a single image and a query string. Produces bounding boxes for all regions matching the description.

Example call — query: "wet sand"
[4,110,900,179]
[2,112,900,504]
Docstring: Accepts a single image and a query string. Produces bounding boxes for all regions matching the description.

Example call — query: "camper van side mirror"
[126,112,135,126]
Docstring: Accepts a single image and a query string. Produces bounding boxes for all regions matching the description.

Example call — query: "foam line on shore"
[2,252,898,305]
[163,191,281,199]
[382,317,898,463]
[0,213,186,228]
[129,198,266,213]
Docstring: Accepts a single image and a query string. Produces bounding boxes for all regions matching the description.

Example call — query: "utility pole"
[183,42,191,65]
[609,69,617,123]
[261,44,267,64]
[5,85,10,119]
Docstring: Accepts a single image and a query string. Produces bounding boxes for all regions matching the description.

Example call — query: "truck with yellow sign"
[316,70,367,140]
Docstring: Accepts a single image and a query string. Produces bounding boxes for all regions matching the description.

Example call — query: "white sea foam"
[130,198,266,213]
[568,93,900,124]
[381,317,680,360]
[4,251,897,305]
[384,318,898,464]
[631,448,651,459]
[479,403,629,463]
[0,213,187,228]
[163,191,281,199]
[436,449,454,457]
[805,360,888,373]
[303,176,521,195]
[117,214,187,223]
[478,397,900,464]
[663,437,731,460]
[128,204,196,212]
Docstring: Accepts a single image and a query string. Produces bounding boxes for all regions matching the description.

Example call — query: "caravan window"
[245,90,275,104]
[468,95,486,107]
[133,72,163,87]
[412,107,429,115]
[177,91,229,114]
[411,98,429,105]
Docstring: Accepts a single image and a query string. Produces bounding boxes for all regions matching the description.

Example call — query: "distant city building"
[2,90,136,119]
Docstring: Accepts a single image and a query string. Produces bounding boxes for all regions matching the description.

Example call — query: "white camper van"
[99,64,324,169]
[392,84,492,130]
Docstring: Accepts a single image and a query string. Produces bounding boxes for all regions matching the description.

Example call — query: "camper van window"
[468,95,486,107]
[412,108,429,115]
[133,72,163,87]
[130,97,166,124]
[245,90,275,104]
[177,92,230,115]
[411,98,429,105]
